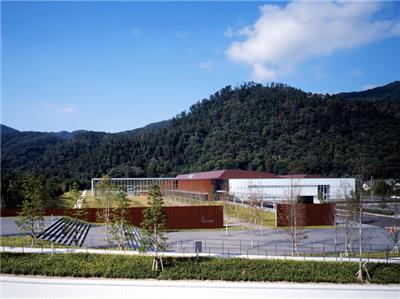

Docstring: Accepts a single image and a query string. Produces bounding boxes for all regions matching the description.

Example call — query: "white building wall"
[229,178,355,203]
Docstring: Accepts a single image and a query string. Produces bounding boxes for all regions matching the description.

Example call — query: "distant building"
[176,169,276,201]
[229,176,355,204]
[176,170,355,203]
[92,169,354,227]
[92,169,355,203]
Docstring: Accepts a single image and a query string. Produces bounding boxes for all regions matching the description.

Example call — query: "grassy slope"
[0,236,77,248]
[1,252,399,284]
[226,204,276,228]
[57,191,205,208]
[46,190,77,208]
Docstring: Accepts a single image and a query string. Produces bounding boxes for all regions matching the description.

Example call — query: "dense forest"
[1,81,400,207]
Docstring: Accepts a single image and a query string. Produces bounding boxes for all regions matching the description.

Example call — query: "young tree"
[15,175,46,246]
[355,145,368,282]
[248,193,258,248]
[95,176,115,243]
[140,184,167,271]
[386,226,400,254]
[357,179,364,281]
[110,186,130,250]
[339,181,357,256]
[247,186,265,247]
[280,179,307,256]
[222,191,230,237]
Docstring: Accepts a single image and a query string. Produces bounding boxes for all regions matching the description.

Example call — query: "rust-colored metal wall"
[276,203,335,227]
[1,206,224,229]
[177,179,214,201]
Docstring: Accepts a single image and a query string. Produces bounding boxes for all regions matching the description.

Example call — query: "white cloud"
[253,63,276,81]
[176,31,189,40]
[313,65,329,81]
[37,102,78,114]
[224,27,235,38]
[225,1,400,81]
[58,105,78,114]
[199,60,214,71]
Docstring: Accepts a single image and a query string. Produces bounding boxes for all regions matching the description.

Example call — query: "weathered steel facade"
[275,203,336,227]
[1,206,223,229]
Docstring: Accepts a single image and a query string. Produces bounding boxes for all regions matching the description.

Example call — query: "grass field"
[0,236,77,248]
[63,190,206,208]
[46,190,78,208]
[226,204,276,228]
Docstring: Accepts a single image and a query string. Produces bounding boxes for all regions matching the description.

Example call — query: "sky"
[1,1,400,133]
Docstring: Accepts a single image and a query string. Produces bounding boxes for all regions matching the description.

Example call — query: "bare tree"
[222,193,230,237]
[140,185,167,271]
[279,179,307,256]
[248,192,258,248]
[338,180,357,256]
[247,183,266,247]
[110,186,130,250]
[386,226,400,254]
[95,176,115,243]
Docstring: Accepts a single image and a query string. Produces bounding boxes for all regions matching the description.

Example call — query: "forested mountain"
[1,81,400,207]
[1,124,20,135]
[339,81,400,101]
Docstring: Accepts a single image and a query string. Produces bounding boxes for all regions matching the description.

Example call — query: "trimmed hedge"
[1,252,399,284]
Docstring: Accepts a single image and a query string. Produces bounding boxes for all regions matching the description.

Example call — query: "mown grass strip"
[1,252,399,284]
[0,236,78,249]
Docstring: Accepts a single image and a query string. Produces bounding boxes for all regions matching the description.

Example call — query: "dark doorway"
[298,196,314,204]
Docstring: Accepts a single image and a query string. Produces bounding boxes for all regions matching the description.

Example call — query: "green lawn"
[0,236,77,248]
[71,191,191,208]
[226,204,276,228]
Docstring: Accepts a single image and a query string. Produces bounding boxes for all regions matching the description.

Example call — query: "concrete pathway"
[1,276,399,299]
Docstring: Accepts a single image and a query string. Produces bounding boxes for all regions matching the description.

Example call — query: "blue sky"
[2,1,399,133]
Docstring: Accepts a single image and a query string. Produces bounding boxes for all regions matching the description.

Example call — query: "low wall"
[276,203,335,227]
[0,206,224,229]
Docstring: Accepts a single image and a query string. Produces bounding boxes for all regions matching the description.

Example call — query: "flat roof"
[277,174,325,179]
[176,169,276,180]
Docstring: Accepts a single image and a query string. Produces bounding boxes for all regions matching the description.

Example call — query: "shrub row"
[1,252,399,284]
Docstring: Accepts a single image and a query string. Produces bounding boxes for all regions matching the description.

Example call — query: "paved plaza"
[1,215,396,256]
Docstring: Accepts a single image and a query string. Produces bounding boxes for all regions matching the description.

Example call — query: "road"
[1,276,399,299]
[361,213,400,228]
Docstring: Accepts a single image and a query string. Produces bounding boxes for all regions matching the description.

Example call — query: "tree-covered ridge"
[338,81,400,102]
[1,82,399,191]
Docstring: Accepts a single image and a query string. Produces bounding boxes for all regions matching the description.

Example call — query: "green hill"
[338,81,400,101]
[1,81,400,207]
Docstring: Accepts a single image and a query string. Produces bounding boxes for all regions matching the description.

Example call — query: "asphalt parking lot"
[361,213,400,228]
[1,214,396,256]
